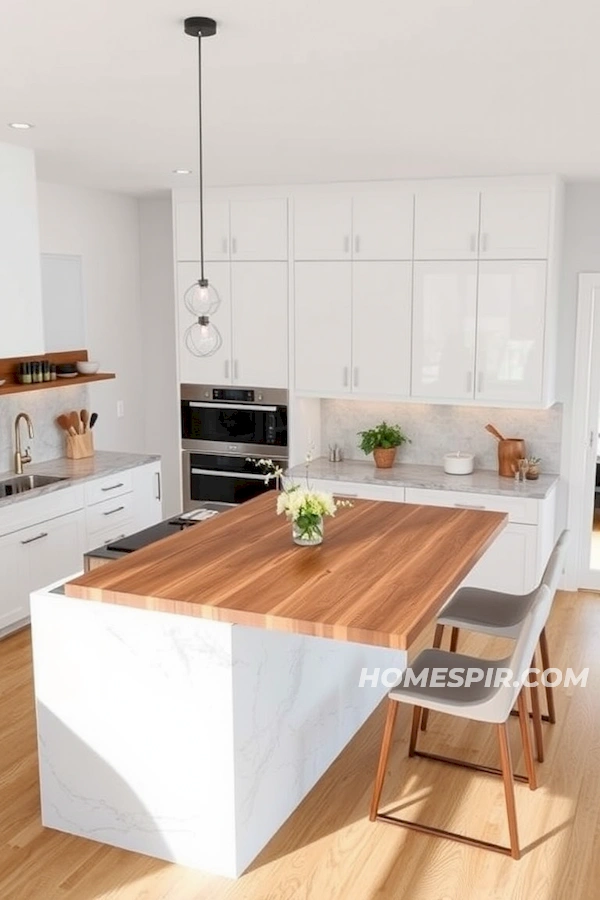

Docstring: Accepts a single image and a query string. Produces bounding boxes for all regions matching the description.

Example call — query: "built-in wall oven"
[181,383,288,511]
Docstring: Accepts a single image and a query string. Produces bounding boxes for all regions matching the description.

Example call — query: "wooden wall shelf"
[0,350,115,397]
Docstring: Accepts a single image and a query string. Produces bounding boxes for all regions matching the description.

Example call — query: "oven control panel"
[212,388,255,402]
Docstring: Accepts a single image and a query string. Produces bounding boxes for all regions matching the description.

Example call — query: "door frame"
[567,273,600,589]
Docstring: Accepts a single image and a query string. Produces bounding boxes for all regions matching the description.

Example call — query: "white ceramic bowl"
[76,360,100,375]
[443,452,475,475]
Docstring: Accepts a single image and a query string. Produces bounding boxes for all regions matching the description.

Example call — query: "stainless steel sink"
[0,474,67,498]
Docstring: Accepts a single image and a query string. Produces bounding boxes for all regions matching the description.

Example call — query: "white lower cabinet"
[308,479,406,503]
[132,461,163,530]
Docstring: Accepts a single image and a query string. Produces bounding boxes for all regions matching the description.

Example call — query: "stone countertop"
[287,457,559,500]
[0,451,160,509]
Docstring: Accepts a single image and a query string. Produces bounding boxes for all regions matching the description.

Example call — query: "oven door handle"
[188,401,278,412]
[190,468,271,481]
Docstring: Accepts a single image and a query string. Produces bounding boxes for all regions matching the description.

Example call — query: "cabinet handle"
[343,366,349,387]
[353,366,359,388]
[232,237,237,255]
[234,359,239,381]
[469,234,476,253]
[477,372,484,393]
[354,235,360,254]
[155,471,161,501]
[103,505,125,516]
[222,238,228,255]
[481,232,488,253]
[101,483,124,492]
[454,503,486,510]
[343,236,350,254]
[466,371,473,393]
[20,531,48,545]
[224,359,230,380]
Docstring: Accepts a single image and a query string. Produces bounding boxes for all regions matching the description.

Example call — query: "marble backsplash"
[321,400,563,474]
[0,385,90,475]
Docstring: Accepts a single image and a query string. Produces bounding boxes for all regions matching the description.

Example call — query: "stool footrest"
[510,708,552,724]
[412,749,529,784]
[375,813,514,857]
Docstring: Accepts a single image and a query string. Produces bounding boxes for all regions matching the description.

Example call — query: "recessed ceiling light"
[173,168,192,175]
[8,122,34,130]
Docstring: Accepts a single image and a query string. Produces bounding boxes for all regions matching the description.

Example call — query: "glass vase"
[292,517,324,546]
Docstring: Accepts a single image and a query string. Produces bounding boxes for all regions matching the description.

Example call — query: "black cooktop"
[105,503,230,554]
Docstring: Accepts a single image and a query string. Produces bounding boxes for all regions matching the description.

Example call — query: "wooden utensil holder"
[66,431,94,459]
[498,438,526,477]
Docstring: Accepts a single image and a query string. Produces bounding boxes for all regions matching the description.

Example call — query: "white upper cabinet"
[176,198,287,262]
[475,261,547,403]
[295,262,352,392]
[231,262,288,388]
[352,262,412,396]
[0,142,44,357]
[294,195,353,260]
[414,189,481,260]
[230,199,288,261]
[351,193,413,260]
[175,199,230,262]
[177,261,232,385]
[479,188,550,259]
[411,261,478,400]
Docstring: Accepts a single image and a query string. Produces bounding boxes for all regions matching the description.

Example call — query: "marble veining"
[0,450,160,509]
[289,457,558,499]
[321,399,563,474]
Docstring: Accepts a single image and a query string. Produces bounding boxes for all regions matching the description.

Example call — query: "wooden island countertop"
[64,493,507,649]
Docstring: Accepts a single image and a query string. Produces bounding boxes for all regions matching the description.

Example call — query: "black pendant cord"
[197,32,205,284]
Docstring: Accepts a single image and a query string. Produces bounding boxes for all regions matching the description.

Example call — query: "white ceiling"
[1,0,598,196]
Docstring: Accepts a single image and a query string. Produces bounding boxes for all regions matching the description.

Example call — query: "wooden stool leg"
[497,721,521,860]
[539,627,557,724]
[449,627,460,652]
[369,699,399,821]
[516,689,537,791]
[529,651,544,763]
[421,626,444,731]
[408,706,422,757]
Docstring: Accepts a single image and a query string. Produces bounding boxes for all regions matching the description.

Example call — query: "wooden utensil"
[485,423,506,442]
[56,414,71,433]
[69,410,82,434]
[80,409,89,432]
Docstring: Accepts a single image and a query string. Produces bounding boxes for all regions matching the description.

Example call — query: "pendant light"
[183,16,222,358]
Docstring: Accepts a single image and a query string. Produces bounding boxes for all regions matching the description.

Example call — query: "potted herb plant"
[358,421,410,469]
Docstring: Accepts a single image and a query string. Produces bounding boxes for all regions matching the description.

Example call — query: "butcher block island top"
[64,493,507,649]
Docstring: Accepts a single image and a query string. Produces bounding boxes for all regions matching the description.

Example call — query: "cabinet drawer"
[86,493,135,542]
[310,478,405,503]
[85,471,133,507]
[404,488,538,525]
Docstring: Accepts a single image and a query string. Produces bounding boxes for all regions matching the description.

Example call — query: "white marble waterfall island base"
[30,493,506,878]
[30,588,399,878]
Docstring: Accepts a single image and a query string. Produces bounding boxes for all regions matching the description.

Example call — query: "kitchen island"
[30,494,506,877]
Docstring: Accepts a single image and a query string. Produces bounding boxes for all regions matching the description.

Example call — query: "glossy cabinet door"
[475,261,547,403]
[177,261,232,385]
[231,262,288,388]
[479,188,550,259]
[0,530,27,631]
[294,194,353,260]
[352,193,414,260]
[414,189,480,260]
[294,262,352,393]
[230,199,288,261]
[22,509,86,597]
[352,261,412,396]
[175,200,230,262]
[132,462,163,530]
[411,261,478,400]
[462,523,537,594]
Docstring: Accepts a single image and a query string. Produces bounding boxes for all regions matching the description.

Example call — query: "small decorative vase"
[373,447,397,469]
[293,517,323,546]
[526,465,540,481]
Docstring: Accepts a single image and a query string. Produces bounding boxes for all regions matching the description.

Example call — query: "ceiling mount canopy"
[183,15,223,359]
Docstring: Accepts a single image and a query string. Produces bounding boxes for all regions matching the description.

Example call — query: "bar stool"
[420,530,570,760]
[369,580,555,859]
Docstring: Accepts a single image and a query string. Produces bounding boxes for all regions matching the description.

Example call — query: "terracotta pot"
[526,466,540,481]
[373,447,397,469]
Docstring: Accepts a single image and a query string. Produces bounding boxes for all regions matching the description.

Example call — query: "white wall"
[138,199,180,516]
[36,182,144,455]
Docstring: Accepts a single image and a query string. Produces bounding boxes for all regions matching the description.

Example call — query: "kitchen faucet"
[14,412,34,474]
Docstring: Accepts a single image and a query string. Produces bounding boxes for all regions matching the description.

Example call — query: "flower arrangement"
[252,452,352,546]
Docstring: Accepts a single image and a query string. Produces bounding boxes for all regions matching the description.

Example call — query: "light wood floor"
[1,590,599,900]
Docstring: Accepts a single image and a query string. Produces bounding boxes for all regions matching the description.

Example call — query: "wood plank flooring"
[1,590,599,899]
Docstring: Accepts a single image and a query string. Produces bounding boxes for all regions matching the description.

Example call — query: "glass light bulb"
[184,278,221,317]
[185,318,223,357]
